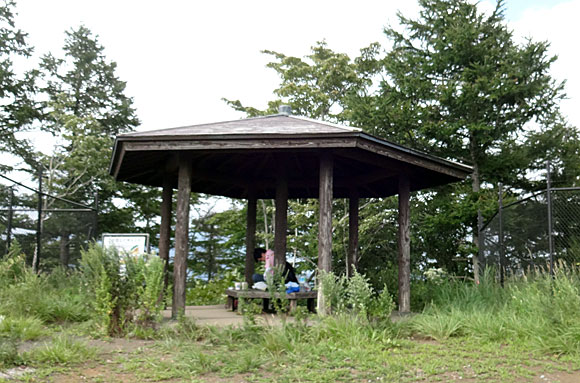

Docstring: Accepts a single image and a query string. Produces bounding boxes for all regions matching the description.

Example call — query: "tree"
[0,0,38,163]
[38,26,151,267]
[223,40,380,122]
[223,0,577,296]
[356,0,569,280]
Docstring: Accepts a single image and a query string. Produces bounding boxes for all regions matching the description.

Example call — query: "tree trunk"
[59,231,71,268]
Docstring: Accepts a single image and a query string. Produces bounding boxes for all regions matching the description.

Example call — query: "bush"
[319,270,395,320]
[0,241,28,284]
[80,243,165,336]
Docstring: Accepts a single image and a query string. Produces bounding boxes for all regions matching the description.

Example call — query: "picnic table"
[225,289,317,313]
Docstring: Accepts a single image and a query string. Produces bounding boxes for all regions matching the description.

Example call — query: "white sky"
[13,0,579,135]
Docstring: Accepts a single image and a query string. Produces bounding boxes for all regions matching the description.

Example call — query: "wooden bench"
[225,289,317,313]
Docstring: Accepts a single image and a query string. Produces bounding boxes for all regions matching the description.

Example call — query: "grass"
[1,251,580,381]
[22,335,96,365]
[0,316,46,341]
[406,265,580,355]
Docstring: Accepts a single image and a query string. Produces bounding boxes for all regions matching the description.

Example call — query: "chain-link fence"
[480,187,580,276]
[0,172,97,270]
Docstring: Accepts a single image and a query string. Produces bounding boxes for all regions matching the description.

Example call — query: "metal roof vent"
[278,105,292,115]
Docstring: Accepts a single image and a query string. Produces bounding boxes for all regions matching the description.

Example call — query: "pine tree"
[0,0,38,163]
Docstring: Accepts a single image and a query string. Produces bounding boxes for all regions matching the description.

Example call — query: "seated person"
[252,247,298,285]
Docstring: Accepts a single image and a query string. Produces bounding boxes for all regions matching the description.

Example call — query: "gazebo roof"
[110,114,471,198]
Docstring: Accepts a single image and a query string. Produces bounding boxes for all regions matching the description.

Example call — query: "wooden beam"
[172,156,192,318]
[123,137,356,152]
[245,191,257,285]
[159,176,173,296]
[357,139,469,179]
[317,153,333,315]
[398,174,411,313]
[347,189,359,278]
[274,161,288,267]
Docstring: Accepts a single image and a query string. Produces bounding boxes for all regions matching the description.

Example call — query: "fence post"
[546,160,554,277]
[33,168,43,272]
[498,182,504,287]
[92,191,99,241]
[5,187,14,256]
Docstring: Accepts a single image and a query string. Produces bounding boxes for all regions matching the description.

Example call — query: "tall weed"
[319,270,394,320]
[411,266,580,355]
[80,243,165,336]
[0,246,90,324]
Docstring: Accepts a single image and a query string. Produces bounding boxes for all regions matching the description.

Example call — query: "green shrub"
[80,243,165,336]
[0,338,22,368]
[319,270,395,320]
[0,316,46,341]
[319,270,346,314]
[346,270,374,318]
[0,241,28,284]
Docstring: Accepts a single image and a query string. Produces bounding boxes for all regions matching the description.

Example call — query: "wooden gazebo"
[109,110,471,316]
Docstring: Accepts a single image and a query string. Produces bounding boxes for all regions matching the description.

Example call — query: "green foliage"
[0,245,90,324]
[223,41,379,122]
[185,269,241,305]
[0,338,22,368]
[223,0,579,284]
[371,285,396,320]
[189,204,245,280]
[23,335,96,365]
[80,243,165,336]
[0,0,39,159]
[239,299,263,327]
[319,270,346,314]
[0,241,28,284]
[0,315,46,341]
[319,270,395,320]
[137,255,165,324]
[346,270,373,318]
[409,267,580,354]
[266,266,290,314]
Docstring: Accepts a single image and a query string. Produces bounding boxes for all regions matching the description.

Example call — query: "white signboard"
[102,233,149,256]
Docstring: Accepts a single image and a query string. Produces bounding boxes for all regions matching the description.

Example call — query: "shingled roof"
[110,114,471,199]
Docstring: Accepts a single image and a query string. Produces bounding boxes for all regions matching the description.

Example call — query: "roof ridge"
[119,114,358,137]
[287,115,362,132]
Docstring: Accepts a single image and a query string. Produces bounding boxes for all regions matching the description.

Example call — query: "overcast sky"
[13,0,580,137]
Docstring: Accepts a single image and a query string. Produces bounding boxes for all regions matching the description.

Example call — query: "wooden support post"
[159,176,173,296]
[398,174,411,313]
[172,157,192,318]
[347,189,359,278]
[245,193,257,285]
[274,165,288,267]
[317,153,333,315]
